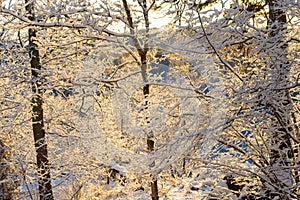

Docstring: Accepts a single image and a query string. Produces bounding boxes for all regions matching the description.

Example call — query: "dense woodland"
[0,0,299,199]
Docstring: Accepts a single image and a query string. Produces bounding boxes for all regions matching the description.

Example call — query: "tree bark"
[265,0,296,199]
[25,1,54,199]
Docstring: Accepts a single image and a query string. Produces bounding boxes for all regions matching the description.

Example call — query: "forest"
[0,0,299,199]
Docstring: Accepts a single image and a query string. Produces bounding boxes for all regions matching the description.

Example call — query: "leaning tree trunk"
[265,0,297,199]
[25,1,54,199]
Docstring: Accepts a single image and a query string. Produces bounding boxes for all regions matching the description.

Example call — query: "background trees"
[167,0,300,198]
[0,0,299,199]
[1,1,94,199]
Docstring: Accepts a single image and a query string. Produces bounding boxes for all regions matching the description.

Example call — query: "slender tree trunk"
[25,1,54,199]
[141,53,159,200]
[121,0,159,198]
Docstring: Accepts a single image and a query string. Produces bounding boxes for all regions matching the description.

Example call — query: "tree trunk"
[25,1,54,199]
[265,0,296,199]
[141,53,159,200]
[121,0,159,198]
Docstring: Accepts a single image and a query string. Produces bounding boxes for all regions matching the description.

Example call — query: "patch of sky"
[209,130,253,164]
[198,84,210,94]
[291,91,299,102]
[149,53,178,82]
[50,88,74,99]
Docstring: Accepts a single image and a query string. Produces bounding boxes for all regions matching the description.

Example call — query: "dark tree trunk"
[25,1,54,199]
[141,53,159,200]
[265,0,296,199]
[121,0,159,198]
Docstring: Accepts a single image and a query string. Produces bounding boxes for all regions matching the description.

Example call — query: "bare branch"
[196,9,244,82]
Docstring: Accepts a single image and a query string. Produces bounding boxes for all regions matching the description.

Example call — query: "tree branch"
[0,8,133,38]
[196,9,244,82]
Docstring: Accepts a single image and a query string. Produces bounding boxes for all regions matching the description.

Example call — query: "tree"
[1,1,93,199]
[264,0,297,198]
[120,0,160,198]
[165,0,299,198]
[25,0,54,198]
[2,0,298,199]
